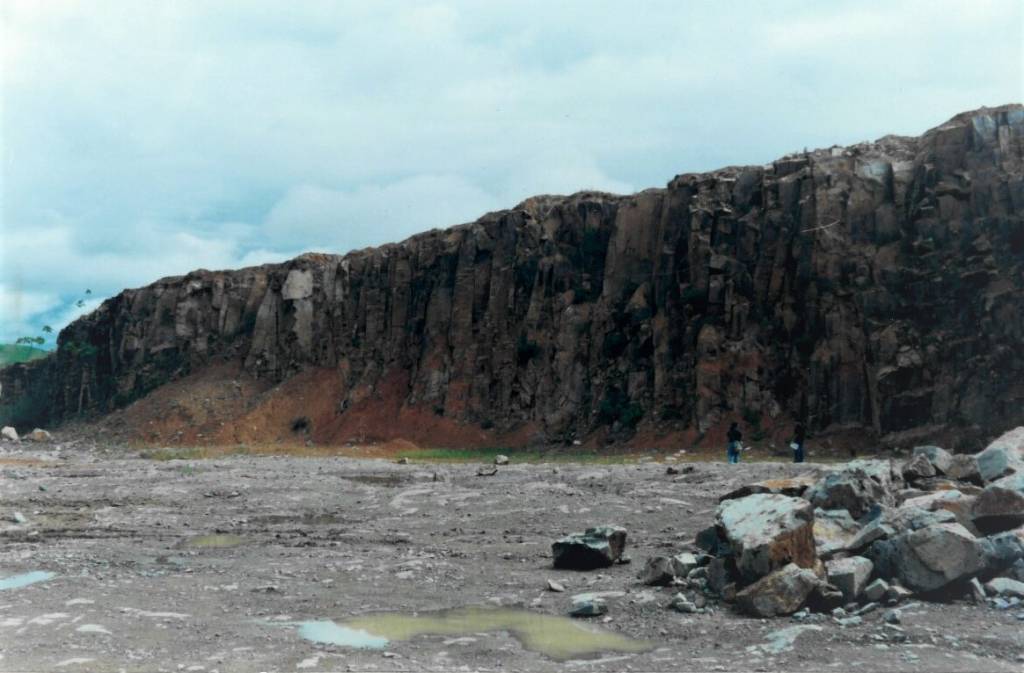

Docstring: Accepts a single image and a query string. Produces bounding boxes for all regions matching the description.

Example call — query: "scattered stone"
[476,466,498,477]
[1,426,18,442]
[863,578,890,603]
[807,583,845,612]
[979,528,1024,571]
[638,556,677,586]
[835,616,862,627]
[985,577,1024,598]
[825,556,873,601]
[902,453,936,482]
[854,601,879,616]
[671,552,700,576]
[616,554,632,565]
[912,446,954,475]
[494,455,509,466]
[395,457,409,464]
[883,609,901,624]
[971,484,1024,534]
[11,511,27,524]
[546,579,565,593]
[668,593,698,613]
[969,577,987,602]
[734,563,820,617]
[975,442,1024,484]
[806,460,899,519]
[868,522,986,593]
[715,494,816,583]
[552,526,627,570]
[665,466,680,475]
[831,607,847,618]
[25,428,52,442]
[569,596,607,617]
[946,454,982,485]
[886,585,913,602]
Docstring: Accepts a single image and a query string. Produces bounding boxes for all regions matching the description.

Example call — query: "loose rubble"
[661,427,1024,621]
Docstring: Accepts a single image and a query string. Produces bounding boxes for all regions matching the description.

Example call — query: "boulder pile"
[651,428,1024,618]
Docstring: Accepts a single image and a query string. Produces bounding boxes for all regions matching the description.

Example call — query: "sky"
[1,0,1021,345]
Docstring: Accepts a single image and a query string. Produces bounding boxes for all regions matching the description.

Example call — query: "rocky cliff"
[3,105,1023,451]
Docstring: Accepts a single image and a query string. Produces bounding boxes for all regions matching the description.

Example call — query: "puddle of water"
[297,620,390,649]
[178,534,246,549]
[324,607,653,661]
[0,571,55,591]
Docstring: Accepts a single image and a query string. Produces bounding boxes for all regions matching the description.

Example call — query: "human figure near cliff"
[791,423,806,463]
[726,422,742,464]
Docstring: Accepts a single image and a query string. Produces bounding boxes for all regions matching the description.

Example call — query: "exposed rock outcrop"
[2,105,1023,449]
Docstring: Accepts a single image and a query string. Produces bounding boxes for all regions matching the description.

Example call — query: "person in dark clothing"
[792,423,806,463]
[727,422,742,464]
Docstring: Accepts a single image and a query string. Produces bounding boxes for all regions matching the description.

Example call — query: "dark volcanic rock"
[552,526,627,570]
[3,105,1024,450]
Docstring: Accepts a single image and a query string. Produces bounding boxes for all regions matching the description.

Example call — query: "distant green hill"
[0,344,50,367]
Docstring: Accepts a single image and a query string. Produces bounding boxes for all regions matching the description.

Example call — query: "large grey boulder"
[734,563,820,617]
[912,446,954,475]
[0,426,18,442]
[807,460,900,519]
[867,522,986,593]
[825,556,874,601]
[901,490,978,534]
[971,482,1024,534]
[715,494,817,583]
[946,454,982,484]
[976,427,1024,483]
[552,526,627,570]
[979,527,1024,571]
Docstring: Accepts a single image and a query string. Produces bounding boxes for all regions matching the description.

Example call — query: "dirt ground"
[1,439,1023,672]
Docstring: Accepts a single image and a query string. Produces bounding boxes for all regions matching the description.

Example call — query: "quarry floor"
[1,441,1022,673]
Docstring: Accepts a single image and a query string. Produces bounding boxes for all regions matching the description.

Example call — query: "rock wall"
[3,105,1023,449]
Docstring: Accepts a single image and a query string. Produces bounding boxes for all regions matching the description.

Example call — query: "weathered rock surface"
[971,484,1024,534]
[735,563,820,617]
[552,526,627,570]
[715,494,816,582]
[825,556,874,601]
[813,508,860,558]
[24,428,51,442]
[913,446,954,475]
[867,522,986,593]
[807,461,899,519]
[4,106,1024,451]
[1,426,18,442]
[984,577,1024,598]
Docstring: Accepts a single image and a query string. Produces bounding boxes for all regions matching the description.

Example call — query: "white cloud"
[0,0,1020,339]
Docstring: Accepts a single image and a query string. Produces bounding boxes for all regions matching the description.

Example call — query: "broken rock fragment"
[806,460,899,519]
[715,493,816,583]
[552,526,627,570]
[735,563,820,617]
[825,556,873,601]
[867,522,986,593]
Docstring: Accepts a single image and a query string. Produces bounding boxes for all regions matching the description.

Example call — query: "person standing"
[727,422,742,464]
[792,423,806,463]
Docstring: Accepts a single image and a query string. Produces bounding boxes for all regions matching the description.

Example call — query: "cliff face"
[3,105,1023,450]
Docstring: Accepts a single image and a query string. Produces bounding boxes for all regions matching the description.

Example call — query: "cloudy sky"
[1,1,1021,345]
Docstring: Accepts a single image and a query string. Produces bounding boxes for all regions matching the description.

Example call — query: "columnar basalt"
[2,105,1023,449]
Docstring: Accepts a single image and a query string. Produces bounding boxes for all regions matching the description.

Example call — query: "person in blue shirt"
[727,422,742,464]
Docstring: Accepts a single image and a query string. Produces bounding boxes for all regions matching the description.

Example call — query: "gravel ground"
[1,441,1023,672]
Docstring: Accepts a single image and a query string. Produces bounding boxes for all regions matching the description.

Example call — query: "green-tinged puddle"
[178,534,247,549]
[295,606,653,661]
